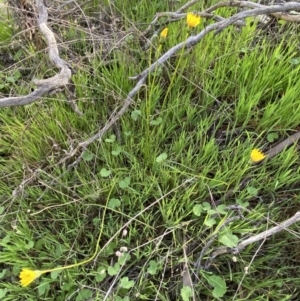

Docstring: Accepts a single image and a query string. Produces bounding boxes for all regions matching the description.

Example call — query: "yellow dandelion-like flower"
[160,27,168,39]
[19,269,42,287]
[186,12,201,28]
[250,149,266,163]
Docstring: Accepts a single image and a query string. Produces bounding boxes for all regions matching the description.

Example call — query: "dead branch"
[143,1,300,37]
[135,2,300,81]
[265,131,300,159]
[205,1,300,22]
[0,0,72,108]
[207,211,300,265]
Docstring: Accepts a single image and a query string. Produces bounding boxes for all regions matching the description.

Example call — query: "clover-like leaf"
[82,150,94,161]
[119,277,134,289]
[100,168,112,177]
[156,152,168,163]
[207,275,227,298]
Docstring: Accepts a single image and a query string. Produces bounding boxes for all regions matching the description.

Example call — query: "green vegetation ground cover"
[1,0,300,300]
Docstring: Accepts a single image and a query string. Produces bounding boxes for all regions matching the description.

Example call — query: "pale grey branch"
[208,211,300,264]
[234,211,300,253]
[0,0,72,108]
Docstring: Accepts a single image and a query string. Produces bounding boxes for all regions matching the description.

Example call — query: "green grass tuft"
[1,1,300,300]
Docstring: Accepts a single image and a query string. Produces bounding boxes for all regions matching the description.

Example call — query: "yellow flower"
[186,12,201,28]
[19,269,42,287]
[160,27,168,39]
[250,149,266,163]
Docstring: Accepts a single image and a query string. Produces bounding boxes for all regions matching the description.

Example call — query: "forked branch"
[0,0,72,107]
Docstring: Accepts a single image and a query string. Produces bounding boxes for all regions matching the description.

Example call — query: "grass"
[1,0,300,300]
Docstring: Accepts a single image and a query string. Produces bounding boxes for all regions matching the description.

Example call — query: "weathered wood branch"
[207,211,300,266]
[143,1,300,37]
[0,0,72,108]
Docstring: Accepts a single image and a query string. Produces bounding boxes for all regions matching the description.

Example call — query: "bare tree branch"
[207,211,300,264]
[0,0,72,108]
[205,1,300,22]
[265,131,300,160]
[143,0,300,38]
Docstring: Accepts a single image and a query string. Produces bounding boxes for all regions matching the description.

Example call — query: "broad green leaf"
[75,288,93,301]
[107,263,120,276]
[0,206,4,214]
[100,168,111,177]
[112,146,122,156]
[51,269,61,280]
[13,70,22,80]
[267,132,278,143]
[82,150,94,161]
[236,199,249,208]
[131,110,141,121]
[38,281,50,296]
[202,202,211,211]
[105,135,116,143]
[207,209,217,215]
[108,198,121,209]
[156,152,168,163]
[219,231,239,247]
[0,269,6,279]
[62,282,73,291]
[247,186,258,196]
[25,240,34,249]
[290,57,300,65]
[6,76,15,83]
[92,217,100,227]
[55,244,64,256]
[105,242,117,255]
[193,204,203,216]
[204,217,216,227]
[180,286,193,301]
[150,117,162,125]
[119,177,131,188]
[216,204,227,215]
[1,235,10,245]
[207,275,227,298]
[147,260,159,275]
[0,288,7,298]
[96,266,106,282]
[119,277,134,289]
[118,252,131,265]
